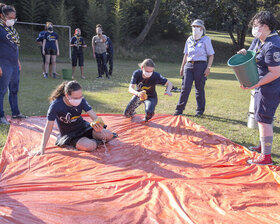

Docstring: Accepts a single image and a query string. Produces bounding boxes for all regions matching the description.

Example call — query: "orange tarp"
[0,114,280,224]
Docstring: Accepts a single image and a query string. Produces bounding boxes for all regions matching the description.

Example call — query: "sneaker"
[171,86,181,92]
[248,145,261,153]
[173,110,182,116]
[44,73,48,78]
[0,116,9,125]
[97,76,102,79]
[126,111,136,118]
[195,113,203,117]
[112,133,118,139]
[12,114,27,119]
[52,73,57,78]
[247,154,273,165]
[106,75,110,79]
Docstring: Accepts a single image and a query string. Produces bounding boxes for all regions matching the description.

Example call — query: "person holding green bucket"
[238,11,280,165]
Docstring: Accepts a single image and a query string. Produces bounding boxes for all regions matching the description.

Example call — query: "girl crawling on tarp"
[124,58,173,122]
[33,81,116,155]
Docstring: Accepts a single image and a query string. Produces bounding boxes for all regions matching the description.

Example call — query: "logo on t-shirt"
[47,35,56,41]
[273,52,280,62]
[59,113,80,124]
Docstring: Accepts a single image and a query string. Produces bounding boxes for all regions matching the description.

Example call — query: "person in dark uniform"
[36,22,52,77]
[42,22,59,78]
[0,4,26,124]
[174,19,214,116]
[106,36,113,76]
[32,81,116,155]
[124,59,173,122]
[238,11,280,165]
[70,28,87,79]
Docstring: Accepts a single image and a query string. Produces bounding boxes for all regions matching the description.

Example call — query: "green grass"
[1,31,280,165]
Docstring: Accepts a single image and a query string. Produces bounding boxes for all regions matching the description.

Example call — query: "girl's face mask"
[143,70,153,78]
[67,96,83,107]
[5,18,16,27]
[252,26,263,38]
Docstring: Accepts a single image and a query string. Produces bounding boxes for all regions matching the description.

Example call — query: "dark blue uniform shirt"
[71,36,85,54]
[47,96,92,136]
[130,69,168,97]
[36,30,46,43]
[106,37,113,55]
[44,31,59,50]
[249,31,280,87]
[0,25,19,66]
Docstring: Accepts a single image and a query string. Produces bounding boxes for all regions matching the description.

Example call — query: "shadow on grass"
[187,114,247,126]
[208,72,237,81]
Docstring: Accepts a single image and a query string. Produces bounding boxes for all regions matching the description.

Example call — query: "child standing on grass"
[32,81,116,155]
[42,22,59,79]
[124,59,173,122]
[36,22,52,77]
[70,28,87,79]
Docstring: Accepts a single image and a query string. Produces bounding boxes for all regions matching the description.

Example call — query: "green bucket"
[62,69,72,80]
[227,50,259,87]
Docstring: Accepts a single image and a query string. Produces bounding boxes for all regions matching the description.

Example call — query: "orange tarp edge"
[0,114,280,224]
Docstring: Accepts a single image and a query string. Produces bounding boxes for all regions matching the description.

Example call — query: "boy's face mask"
[48,26,53,32]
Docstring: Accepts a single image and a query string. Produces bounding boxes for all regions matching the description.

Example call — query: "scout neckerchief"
[0,20,20,46]
[255,32,278,55]
[74,35,81,48]
[191,35,205,48]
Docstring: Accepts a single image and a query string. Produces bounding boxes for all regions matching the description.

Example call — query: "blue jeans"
[124,95,157,120]
[95,52,108,76]
[0,65,20,117]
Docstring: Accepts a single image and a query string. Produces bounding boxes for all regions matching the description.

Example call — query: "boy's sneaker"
[247,154,273,165]
[248,145,261,153]
[44,73,48,78]
[173,110,182,116]
[52,73,57,78]
[12,114,27,119]
[0,116,9,125]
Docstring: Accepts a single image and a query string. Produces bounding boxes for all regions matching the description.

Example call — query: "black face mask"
[48,26,53,31]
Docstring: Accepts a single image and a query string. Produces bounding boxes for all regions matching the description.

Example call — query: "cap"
[191,19,205,29]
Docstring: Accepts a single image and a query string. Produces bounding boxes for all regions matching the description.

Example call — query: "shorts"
[72,53,84,67]
[55,126,98,148]
[41,47,52,64]
[254,86,280,124]
[45,48,57,56]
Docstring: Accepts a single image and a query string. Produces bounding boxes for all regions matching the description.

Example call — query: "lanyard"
[191,35,205,48]
[0,22,20,46]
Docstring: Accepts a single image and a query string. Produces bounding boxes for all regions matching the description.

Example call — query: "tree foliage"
[2,0,280,48]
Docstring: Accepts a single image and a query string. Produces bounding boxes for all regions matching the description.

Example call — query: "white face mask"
[68,96,83,107]
[192,27,203,40]
[6,19,16,27]
[143,70,153,78]
[252,26,262,38]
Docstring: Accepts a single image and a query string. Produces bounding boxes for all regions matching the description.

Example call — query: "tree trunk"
[131,0,161,46]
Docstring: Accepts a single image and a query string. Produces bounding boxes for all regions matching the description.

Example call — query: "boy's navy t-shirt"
[130,69,168,97]
[47,96,92,136]
[71,36,85,54]
[44,31,59,50]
